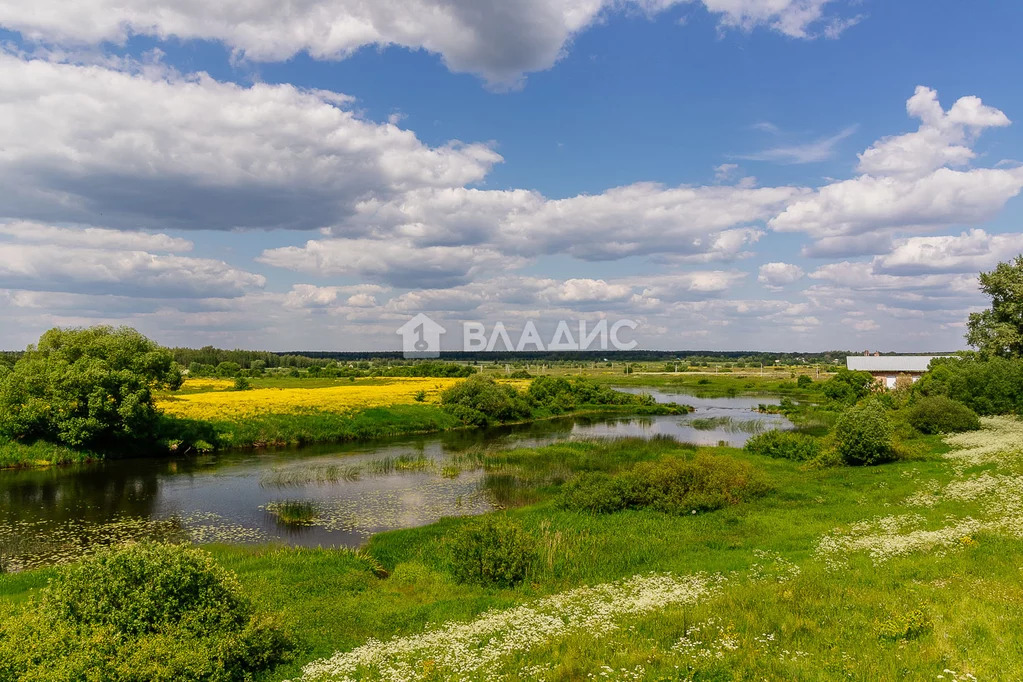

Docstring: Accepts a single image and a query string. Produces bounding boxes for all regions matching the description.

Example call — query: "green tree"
[967,254,1023,358]
[834,399,894,465]
[0,326,182,448]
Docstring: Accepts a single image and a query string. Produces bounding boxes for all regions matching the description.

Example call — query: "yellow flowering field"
[157,377,528,422]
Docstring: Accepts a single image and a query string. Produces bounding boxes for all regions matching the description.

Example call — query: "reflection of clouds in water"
[314,476,493,535]
[0,393,792,572]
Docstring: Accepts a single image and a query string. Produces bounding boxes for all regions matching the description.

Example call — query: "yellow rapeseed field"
[157,377,528,422]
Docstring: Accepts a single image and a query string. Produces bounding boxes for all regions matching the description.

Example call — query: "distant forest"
[0,345,960,372]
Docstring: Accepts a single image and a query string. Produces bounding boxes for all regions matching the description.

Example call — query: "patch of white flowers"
[816,514,983,566]
[819,416,1023,567]
[943,416,1023,467]
[294,572,723,681]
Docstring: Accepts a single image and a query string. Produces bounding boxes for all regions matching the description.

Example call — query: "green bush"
[560,472,634,513]
[441,375,531,426]
[834,400,895,465]
[629,454,768,513]
[449,515,536,587]
[744,430,822,461]
[821,368,876,405]
[905,395,981,434]
[797,375,813,388]
[915,355,1023,415]
[0,543,295,682]
[561,453,767,515]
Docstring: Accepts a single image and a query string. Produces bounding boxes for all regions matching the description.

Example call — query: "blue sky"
[0,0,1021,352]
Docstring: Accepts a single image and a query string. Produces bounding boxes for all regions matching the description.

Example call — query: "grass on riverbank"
[0,438,99,469]
[5,419,1021,680]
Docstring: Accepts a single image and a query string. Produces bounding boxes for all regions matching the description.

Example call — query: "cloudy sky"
[0,1,1021,352]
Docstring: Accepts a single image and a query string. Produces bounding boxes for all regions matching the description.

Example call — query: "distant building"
[845,354,946,389]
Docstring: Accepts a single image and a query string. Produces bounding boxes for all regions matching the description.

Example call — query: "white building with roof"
[845,354,946,389]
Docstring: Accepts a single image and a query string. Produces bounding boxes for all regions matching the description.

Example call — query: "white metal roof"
[846,356,944,373]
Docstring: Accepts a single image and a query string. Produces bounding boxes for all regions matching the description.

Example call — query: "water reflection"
[0,390,792,570]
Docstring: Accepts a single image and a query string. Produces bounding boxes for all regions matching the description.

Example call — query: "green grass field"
[4,418,1020,680]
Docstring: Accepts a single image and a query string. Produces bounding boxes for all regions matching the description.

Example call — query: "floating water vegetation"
[264,500,319,526]
[261,463,362,487]
[261,454,435,488]
[0,512,267,572]
[365,453,434,474]
[687,416,770,434]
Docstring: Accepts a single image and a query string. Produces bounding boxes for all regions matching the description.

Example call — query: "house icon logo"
[396,314,446,358]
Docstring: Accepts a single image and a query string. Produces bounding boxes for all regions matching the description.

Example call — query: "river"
[0,389,792,571]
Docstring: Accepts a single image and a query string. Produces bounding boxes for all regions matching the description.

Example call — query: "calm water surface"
[0,389,791,570]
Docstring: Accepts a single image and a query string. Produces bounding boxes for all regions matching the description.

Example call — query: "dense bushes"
[834,399,895,465]
[440,375,532,426]
[441,375,668,426]
[527,375,653,413]
[561,453,768,515]
[0,327,182,449]
[744,430,822,461]
[915,355,1023,415]
[0,543,295,682]
[449,515,536,587]
[820,368,876,405]
[905,395,981,434]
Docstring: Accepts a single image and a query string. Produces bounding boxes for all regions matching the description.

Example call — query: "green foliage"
[0,326,182,449]
[821,368,876,405]
[966,254,1023,358]
[834,399,895,465]
[877,609,932,642]
[629,454,769,513]
[440,375,532,426]
[561,453,768,515]
[915,355,1023,415]
[413,389,427,402]
[232,377,251,391]
[796,374,813,388]
[560,472,635,513]
[449,515,536,587]
[905,395,981,434]
[0,543,295,681]
[216,361,242,378]
[744,429,822,461]
[527,375,653,414]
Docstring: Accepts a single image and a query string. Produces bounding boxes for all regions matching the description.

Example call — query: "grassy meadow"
[5,417,1021,680]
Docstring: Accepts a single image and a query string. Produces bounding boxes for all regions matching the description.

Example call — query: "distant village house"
[845,352,946,389]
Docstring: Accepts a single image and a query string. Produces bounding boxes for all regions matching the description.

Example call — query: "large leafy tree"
[0,327,182,448]
[967,255,1023,358]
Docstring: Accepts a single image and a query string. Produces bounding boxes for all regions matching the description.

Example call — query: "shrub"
[744,430,822,461]
[906,395,981,434]
[441,375,531,426]
[0,543,295,681]
[560,472,634,513]
[561,454,768,515]
[629,454,768,513]
[232,377,251,391]
[797,375,813,388]
[915,355,1023,415]
[834,399,895,465]
[449,515,536,587]
[821,368,876,405]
